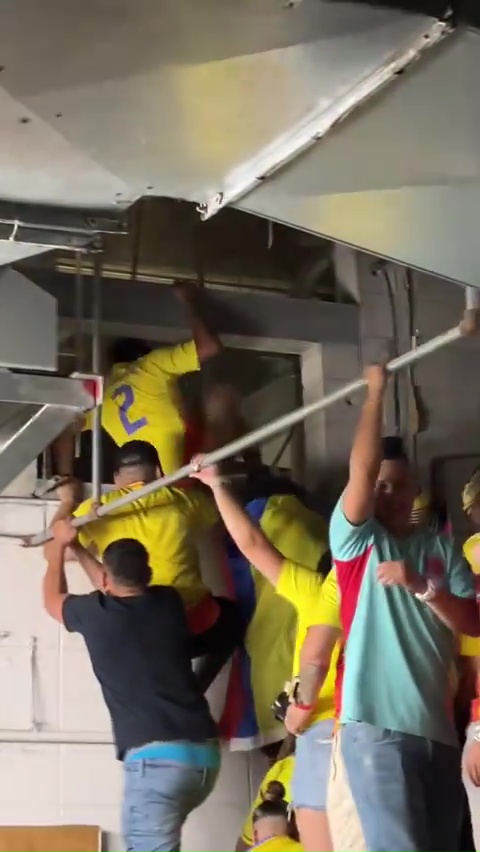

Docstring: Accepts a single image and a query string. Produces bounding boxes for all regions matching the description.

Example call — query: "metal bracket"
[0,200,128,253]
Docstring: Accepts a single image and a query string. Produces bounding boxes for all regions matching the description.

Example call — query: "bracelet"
[414,579,438,603]
[294,702,314,711]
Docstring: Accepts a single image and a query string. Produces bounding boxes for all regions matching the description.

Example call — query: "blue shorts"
[292,717,334,810]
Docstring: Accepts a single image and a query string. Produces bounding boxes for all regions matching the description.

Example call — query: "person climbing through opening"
[50,440,243,693]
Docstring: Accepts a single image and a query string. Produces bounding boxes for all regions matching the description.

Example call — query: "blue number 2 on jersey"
[112,384,148,436]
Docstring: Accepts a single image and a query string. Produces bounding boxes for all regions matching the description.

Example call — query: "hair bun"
[263,780,286,803]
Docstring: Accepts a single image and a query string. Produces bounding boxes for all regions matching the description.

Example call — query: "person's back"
[75,483,217,608]
[49,531,221,852]
[67,585,217,756]
[71,440,244,695]
[101,341,199,475]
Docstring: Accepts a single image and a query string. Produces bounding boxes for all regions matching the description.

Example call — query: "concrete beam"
[34,271,360,354]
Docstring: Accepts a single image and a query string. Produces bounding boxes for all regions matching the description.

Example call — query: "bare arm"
[298,624,342,705]
[285,622,341,734]
[191,462,283,584]
[70,541,104,590]
[428,590,480,637]
[343,366,387,525]
[43,539,69,624]
[176,281,221,363]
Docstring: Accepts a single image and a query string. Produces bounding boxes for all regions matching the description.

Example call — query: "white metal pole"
[90,254,102,502]
[26,318,473,548]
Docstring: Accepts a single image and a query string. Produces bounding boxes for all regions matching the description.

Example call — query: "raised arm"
[42,521,73,623]
[343,365,388,525]
[69,540,104,590]
[176,281,221,363]
[190,457,283,584]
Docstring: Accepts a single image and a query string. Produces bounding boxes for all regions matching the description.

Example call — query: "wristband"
[294,702,314,711]
[471,698,480,723]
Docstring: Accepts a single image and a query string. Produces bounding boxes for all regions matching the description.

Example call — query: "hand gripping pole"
[25,314,476,548]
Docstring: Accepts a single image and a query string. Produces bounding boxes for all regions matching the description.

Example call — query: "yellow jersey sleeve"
[459,633,480,658]
[184,489,219,530]
[142,341,199,377]
[313,568,341,630]
[463,534,480,574]
[276,560,324,626]
[72,498,96,549]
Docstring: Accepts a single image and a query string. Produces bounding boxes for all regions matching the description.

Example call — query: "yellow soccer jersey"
[74,483,217,608]
[86,341,199,475]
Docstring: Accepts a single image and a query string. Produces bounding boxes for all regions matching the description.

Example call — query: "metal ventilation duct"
[236,27,480,286]
[0,0,447,212]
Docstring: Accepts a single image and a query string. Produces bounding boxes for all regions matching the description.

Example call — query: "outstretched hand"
[189,454,222,489]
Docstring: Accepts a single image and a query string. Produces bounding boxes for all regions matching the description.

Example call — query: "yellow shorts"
[327,729,366,852]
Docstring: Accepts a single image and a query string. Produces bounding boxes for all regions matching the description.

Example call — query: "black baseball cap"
[113,440,160,472]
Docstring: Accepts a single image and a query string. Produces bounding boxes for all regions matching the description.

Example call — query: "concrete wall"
[317,249,480,526]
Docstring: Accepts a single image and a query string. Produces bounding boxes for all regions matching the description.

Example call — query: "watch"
[414,578,438,602]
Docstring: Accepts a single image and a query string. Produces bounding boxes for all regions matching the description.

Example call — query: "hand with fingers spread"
[189,455,222,489]
[377,560,426,596]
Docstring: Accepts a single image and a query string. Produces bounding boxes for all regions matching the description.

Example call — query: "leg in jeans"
[192,597,244,693]
[122,759,219,852]
[341,722,429,851]
[426,740,462,851]
[463,724,480,851]
[292,718,334,852]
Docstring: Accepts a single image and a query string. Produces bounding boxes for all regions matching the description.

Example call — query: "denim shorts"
[291,717,334,810]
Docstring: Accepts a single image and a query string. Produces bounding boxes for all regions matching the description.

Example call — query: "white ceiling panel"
[237,28,480,286]
[0,0,444,209]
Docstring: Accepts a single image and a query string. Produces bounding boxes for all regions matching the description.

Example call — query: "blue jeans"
[122,752,219,851]
[341,722,462,851]
[292,717,334,810]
